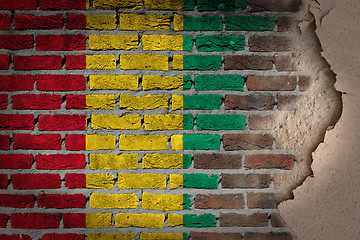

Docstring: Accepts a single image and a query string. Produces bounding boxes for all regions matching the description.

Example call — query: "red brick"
[0,55,9,70]
[0,114,34,130]
[0,194,35,208]
[277,95,301,110]
[0,0,37,10]
[0,174,7,189]
[220,212,268,227]
[247,193,279,209]
[39,0,87,10]
[270,213,287,227]
[0,235,32,240]
[13,94,62,110]
[248,0,300,12]
[38,194,86,209]
[0,15,11,30]
[249,35,292,52]
[36,35,86,51]
[225,94,275,110]
[66,95,86,109]
[11,213,61,229]
[195,194,244,209]
[66,14,86,30]
[223,134,273,150]
[275,56,298,71]
[245,154,295,170]
[0,94,7,110]
[299,75,311,91]
[37,75,86,91]
[36,154,86,170]
[0,35,33,50]
[14,134,62,150]
[0,75,34,91]
[0,135,9,150]
[191,232,242,240]
[40,234,85,240]
[65,134,86,150]
[0,213,8,228]
[15,15,63,30]
[247,75,297,91]
[66,55,86,69]
[12,174,61,190]
[63,213,86,228]
[65,173,86,189]
[225,55,273,70]
[39,114,87,131]
[277,17,299,32]
[244,232,293,240]
[222,174,271,188]
[14,55,62,70]
[0,154,33,169]
[194,154,242,169]
[249,114,275,130]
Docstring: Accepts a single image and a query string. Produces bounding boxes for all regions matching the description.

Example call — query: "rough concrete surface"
[279,0,360,239]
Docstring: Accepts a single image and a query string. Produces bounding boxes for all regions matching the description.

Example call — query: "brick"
[93,0,142,10]
[144,114,193,131]
[0,174,8,189]
[118,173,166,189]
[277,17,300,32]
[0,94,7,109]
[38,114,86,131]
[183,173,218,189]
[143,75,191,90]
[115,213,165,229]
[15,15,63,30]
[0,213,8,228]
[0,114,34,130]
[140,233,185,240]
[198,0,246,10]
[142,153,191,169]
[0,0,36,10]
[172,95,222,110]
[36,154,86,170]
[194,75,245,91]
[119,135,168,151]
[249,35,292,52]
[13,94,62,110]
[245,154,295,170]
[0,15,11,30]
[65,134,85,150]
[191,232,242,240]
[39,0,88,10]
[86,173,114,189]
[86,15,117,30]
[11,213,61,229]
[144,0,194,10]
[0,55,9,69]
[66,14,86,29]
[12,174,61,189]
[244,232,293,240]
[248,0,300,12]
[0,154,33,169]
[277,95,301,110]
[224,55,273,70]
[0,194,35,208]
[195,194,244,209]
[172,55,222,71]
[247,75,297,91]
[174,15,222,31]
[86,95,116,110]
[120,94,168,110]
[196,35,245,52]
[223,134,273,150]
[0,75,34,91]
[14,55,62,70]
[120,53,168,71]
[91,114,141,130]
[90,74,138,90]
[66,55,86,69]
[248,193,279,209]
[62,213,85,228]
[222,174,271,188]
[249,114,275,130]
[14,134,62,150]
[89,35,138,50]
[0,35,33,50]
[220,213,268,227]
[194,154,242,169]
[66,94,86,110]
[90,153,138,170]
[120,13,170,30]
[89,192,139,209]
[142,35,192,51]
[36,35,86,51]
[0,235,31,240]
[182,213,216,227]
[169,174,183,189]
[0,135,9,150]
[40,234,85,240]
[86,55,116,70]
[275,56,298,71]
[225,94,275,110]
[197,114,246,130]
[142,192,189,211]
[38,194,86,209]
[299,76,311,91]
[86,213,112,228]
[226,16,276,31]
[65,173,86,189]
[86,134,116,150]
[270,213,287,227]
